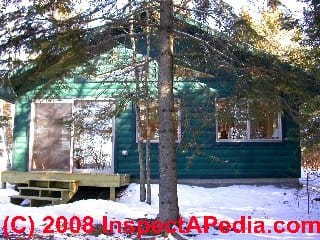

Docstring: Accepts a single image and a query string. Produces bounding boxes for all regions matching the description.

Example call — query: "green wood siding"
[12,78,301,179]
[115,81,301,179]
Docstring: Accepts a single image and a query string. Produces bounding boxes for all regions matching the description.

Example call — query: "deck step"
[10,179,79,207]
[29,179,78,189]
[10,195,62,201]
[18,186,71,191]
[10,195,62,207]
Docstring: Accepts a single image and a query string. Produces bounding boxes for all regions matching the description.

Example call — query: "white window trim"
[135,99,182,143]
[215,98,283,143]
[29,98,116,173]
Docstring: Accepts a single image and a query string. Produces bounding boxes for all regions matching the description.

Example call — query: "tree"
[143,5,152,205]
[299,0,320,89]
[158,0,179,223]
[301,0,320,49]
[241,5,301,58]
[232,1,318,115]
[298,0,320,169]
[129,1,146,203]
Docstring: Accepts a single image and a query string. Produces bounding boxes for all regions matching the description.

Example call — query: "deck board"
[1,171,131,188]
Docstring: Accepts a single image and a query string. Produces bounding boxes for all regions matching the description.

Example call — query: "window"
[73,100,114,171]
[31,102,72,171]
[216,98,282,142]
[29,99,115,173]
[137,100,180,142]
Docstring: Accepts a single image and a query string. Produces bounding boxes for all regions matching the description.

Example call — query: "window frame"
[135,99,182,143]
[215,98,283,143]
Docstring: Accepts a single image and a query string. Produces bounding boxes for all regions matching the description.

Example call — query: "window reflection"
[216,98,281,141]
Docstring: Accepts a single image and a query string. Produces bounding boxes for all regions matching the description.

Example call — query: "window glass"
[249,100,280,140]
[138,100,180,142]
[216,99,248,140]
[31,102,72,171]
[73,100,114,172]
[216,98,281,141]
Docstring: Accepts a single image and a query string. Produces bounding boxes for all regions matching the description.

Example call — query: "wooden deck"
[1,171,131,201]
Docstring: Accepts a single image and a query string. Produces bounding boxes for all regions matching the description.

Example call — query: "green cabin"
[1,44,301,187]
[0,11,303,192]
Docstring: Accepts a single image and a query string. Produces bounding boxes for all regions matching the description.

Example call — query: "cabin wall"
[13,96,30,171]
[12,78,301,179]
[115,80,301,179]
[12,80,133,171]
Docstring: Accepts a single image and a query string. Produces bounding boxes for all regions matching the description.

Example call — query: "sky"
[224,0,306,20]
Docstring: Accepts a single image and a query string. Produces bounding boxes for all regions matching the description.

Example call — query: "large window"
[137,100,180,142]
[30,99,114,173]
[216,98,282,142]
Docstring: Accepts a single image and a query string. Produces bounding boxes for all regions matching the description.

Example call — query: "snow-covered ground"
[0,169,319,240]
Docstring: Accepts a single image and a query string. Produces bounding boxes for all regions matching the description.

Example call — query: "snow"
[0,169,319,239]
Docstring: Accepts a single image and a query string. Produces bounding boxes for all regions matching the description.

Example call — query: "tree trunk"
[145,6,152,206]
[136,102,146,202]
[145,97,151,204]
[130,5,146,202]
[158,0,179,223]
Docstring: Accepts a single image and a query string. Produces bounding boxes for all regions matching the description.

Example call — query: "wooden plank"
[1,171,130,188]
[29,179,78,183]
[10,195,61,201]
[109,187,116,201]
[18,187,71,191]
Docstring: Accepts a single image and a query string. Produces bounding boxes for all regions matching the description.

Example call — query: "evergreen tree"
[299,0,320,152]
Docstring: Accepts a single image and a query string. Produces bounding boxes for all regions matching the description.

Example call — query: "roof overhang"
[0,86,16,103]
